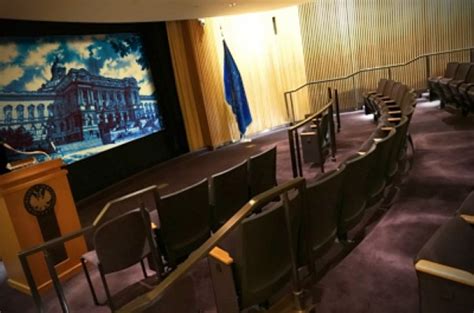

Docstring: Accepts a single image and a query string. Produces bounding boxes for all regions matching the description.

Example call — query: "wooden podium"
[0,159,87,294]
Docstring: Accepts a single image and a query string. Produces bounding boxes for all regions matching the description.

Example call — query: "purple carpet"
[1,97,472,313]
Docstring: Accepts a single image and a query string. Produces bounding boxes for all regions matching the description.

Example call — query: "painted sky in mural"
[0,33,155,95]
[0,33,163,165]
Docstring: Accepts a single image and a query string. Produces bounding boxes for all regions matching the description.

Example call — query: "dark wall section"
[0,19,189,201]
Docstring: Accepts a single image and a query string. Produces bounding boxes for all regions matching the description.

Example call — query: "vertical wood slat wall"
[167,7,309,148]
[168,1,473,151]
[298,0,474,113]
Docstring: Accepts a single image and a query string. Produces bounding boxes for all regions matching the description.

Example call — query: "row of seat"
[208,82,418,311]
[415,191,474,313]
[82,81,417,312]
[428,62,474,115]
[157,146,277,268]
[80,146,278,311]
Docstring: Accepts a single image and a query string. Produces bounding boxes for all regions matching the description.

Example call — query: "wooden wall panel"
[167,22,210,150]
[298,1,355,111]
[167,7,309,148]
[298,0,474,110]
[424,0,473,78]
[169,1,473,150]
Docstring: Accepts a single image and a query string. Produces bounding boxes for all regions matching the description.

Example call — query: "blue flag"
[223,40,252,136]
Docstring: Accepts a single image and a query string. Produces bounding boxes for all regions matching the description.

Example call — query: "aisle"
[315,99,474,313]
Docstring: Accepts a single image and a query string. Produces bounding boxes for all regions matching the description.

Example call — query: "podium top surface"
[0,159,65,191]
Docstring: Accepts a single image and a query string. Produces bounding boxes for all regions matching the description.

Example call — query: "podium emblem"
[24,184,57,217]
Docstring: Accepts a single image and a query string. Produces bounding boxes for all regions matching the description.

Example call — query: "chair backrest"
[158,178,210,264]
[227,201,293,309]
[399,90,416,112]
[248,146,277,197]
[389,82,402,99]
[209,160,249,231]
[464,63,474,83]
[382,80,395,97]
[94,209,151,274]
[453,63,472,80]
[376,79,388,94]
[444,62,459,78]
[385,116,410,179]
[305,165,346,258]
[366,128,396,199]
[394,84,409,105]
[338,145,376,237]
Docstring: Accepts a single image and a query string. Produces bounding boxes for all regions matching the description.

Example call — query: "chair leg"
[98,264,115,312]
[408,133,415,154]
[81,258,100,306]
[140,259,148,279]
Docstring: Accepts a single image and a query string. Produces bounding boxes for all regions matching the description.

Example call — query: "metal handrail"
[17,184,161,313]
[117,178,308,313]
[285,47,474,94]
[284,46,474,122]
[19,178,310,313]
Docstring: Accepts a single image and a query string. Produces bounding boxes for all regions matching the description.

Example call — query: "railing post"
[44,250,70,313]
[352,76,358,109]
[388,67,392,80]
[288,129,298,178]
[295,130,303,177]
[284,92,291,125]
[290,93,296,124]
[281,191,305,311]
[315,117,325,174]
[19,255,44,313]
[425,56,431,87]
[328,105,337,161]
[335,89,341,133]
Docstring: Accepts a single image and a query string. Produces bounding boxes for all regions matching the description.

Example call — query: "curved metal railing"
[285,46,474,123]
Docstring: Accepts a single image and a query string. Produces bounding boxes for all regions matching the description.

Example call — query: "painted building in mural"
[0,59,161,154]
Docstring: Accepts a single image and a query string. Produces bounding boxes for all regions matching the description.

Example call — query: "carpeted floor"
[1,97,472,313]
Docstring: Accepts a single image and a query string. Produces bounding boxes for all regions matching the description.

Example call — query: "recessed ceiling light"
[228,2,237,7]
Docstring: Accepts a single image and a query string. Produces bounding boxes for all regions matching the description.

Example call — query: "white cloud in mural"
[42,66,52,81]
[0,43,18,63]
[100,54,155,95]
[24,43,60,66]
[67,39,94,59]
[25,75,47,91]
[0,65,24,87]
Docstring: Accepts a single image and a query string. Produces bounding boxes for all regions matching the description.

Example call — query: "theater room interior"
[0,0,473,312]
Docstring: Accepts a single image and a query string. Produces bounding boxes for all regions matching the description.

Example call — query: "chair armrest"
[380,96,391,101]
[460,214,474,224]
[209,246,234,265]
[383,99,396,105]
[388,117,400,122]
[415,259,474,287]
[467,84,474,91]
[381,127,394,131]
[386,104,400,109]
[389,110,402,115]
